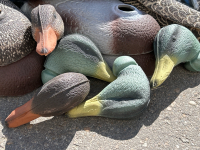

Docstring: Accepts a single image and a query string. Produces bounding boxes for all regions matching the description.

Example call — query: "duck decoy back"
[0,0,36,66]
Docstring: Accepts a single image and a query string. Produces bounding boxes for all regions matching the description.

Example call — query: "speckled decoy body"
[150,24,200,89]
[68,56,150,119]
[5,73,90,128]
[21,0,161,76]
[42,34,116,84]
[0,0,35,66]
[0,0,45,96]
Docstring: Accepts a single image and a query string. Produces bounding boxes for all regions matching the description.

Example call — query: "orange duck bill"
[5,98,41,128]
[35,27,58,56]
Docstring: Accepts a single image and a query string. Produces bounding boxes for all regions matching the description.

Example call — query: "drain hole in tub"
[118,5,135,11]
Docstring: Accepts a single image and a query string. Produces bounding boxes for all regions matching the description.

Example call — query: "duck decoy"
[67,56,150,119]
[42,34,116,84]
[5,72,90,128]
[121,0,200,40]
[0,0,45,96]
[150,24,200,89]
[21,0,161,76]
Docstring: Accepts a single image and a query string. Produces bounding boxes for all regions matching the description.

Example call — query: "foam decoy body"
[68,56,150,119]
[22,0,161,76]
[121,0,200,40]
[0,0,45,96]
[150,24,200,89]
[42,34,116,84]
[5,73,90,128]
[0,0,36,66]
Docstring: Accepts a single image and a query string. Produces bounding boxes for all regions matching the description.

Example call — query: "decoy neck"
[31,4,64,56]
[150,24,200,89]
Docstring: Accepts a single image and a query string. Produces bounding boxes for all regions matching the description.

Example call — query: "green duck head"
[42,34,116,83]
[150,24,200,89]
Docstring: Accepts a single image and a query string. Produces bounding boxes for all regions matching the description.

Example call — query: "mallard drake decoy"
[5,73,90,128]
[68,56,150,119]
[121,0,200,40]
[150,24,200,89]
[42,34,116,84]
[21,0,161,76]
[0,0,45,96]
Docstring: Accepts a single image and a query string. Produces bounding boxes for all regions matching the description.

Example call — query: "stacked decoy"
[0,0,45,96]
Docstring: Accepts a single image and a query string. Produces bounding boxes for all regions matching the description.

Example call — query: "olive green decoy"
[150,24,200,89]
[42,34,116,84]
[68,56,150,119]
[5,73,90,128]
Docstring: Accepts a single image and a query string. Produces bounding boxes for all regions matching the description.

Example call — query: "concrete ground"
[0,65,200,150]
